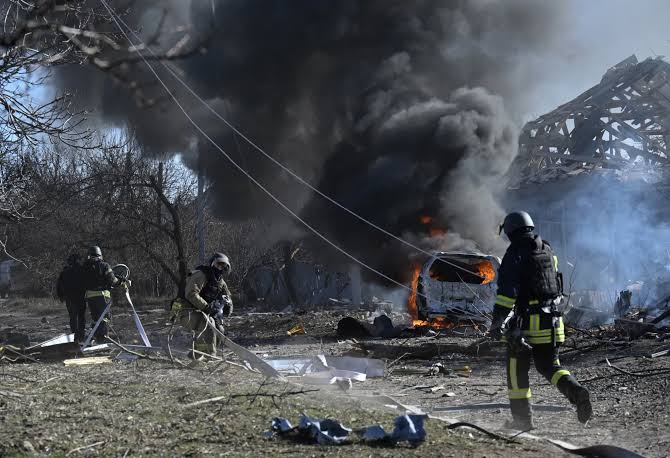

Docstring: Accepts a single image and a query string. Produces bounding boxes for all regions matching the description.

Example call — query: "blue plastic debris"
[391,414,427,445]
[298,415,351,445]
[360,424,388,442]
[271,417,294,434]
[358,414,427,445]
[266,414,426,447]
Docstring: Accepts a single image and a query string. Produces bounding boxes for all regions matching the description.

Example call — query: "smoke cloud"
[52,0,571,284]
[508,173,670,311]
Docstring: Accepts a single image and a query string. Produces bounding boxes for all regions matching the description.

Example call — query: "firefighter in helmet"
[173,252,233,359]
[82,246,128,343]
[489,211,592,430]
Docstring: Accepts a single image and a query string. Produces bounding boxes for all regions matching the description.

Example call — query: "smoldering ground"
[50,1,575,283]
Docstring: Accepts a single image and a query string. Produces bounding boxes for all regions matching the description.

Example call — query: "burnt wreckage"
[507,55,670,319]
[514,54,670,183]
[411,56,670,324]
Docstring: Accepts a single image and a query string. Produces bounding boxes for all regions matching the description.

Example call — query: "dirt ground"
[1,297,668,457]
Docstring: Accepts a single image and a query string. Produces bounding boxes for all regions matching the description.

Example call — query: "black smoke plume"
[53,0,567,284]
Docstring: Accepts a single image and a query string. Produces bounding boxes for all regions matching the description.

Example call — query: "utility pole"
[197,150,206,265]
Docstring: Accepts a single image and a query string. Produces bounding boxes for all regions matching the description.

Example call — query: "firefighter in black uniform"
[489,211,592,430]
[56,253,86,342]
[82,246,126,342]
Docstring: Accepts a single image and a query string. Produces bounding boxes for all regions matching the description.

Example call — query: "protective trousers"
[178,309,217,355]
[86,294,111,341]
[507,343,571,420]
[65,296,86,341]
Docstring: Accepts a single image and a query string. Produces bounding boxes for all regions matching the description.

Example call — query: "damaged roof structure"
[512,55,670,186]
[507,55,670,318]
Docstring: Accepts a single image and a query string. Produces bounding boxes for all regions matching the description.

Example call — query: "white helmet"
[209,252,231,273]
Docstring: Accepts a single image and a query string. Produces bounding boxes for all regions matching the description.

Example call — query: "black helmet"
[209,252,231,273]
[88,246,103,258]
[500,211,534,237]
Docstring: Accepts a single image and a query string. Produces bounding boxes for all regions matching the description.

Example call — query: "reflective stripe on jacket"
[85,289,111,299]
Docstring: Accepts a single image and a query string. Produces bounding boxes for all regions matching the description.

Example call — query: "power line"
[98,0,490,318]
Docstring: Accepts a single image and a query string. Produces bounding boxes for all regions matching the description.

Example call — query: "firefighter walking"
[489,211,592,430]
[171,252,233,359]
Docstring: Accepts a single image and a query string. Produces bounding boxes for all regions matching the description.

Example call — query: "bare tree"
[0,1,206,259]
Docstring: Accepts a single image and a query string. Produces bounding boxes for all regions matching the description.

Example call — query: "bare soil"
[1,297,667,457]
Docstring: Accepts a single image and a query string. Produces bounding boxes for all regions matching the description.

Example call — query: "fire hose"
[81,264,151,349]
[198,310,281,379]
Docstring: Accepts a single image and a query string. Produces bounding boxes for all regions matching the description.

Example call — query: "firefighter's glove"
[206,300,226,325]
[220,295,233,317]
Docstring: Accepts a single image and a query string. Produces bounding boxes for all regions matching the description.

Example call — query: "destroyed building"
[506,55,670,314]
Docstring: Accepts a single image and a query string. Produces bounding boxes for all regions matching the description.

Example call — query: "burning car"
[409,252,500,325]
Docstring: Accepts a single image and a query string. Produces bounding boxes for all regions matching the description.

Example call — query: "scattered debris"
[299,416,352,445]
[615,290,633,318]
[183,396,227,408]
[265,355,385,380]
[63,356,113,366]
[456,365,473,377]
[354,340,501,360]
[265,415,351,445]
[564,303,610,329]
[650,347,670,358]
[26,333,74,349]
[287,324,306,336]
[336,314,404,339]
[336,316,371,338]
[65,441,106,456]
[429,362,448,376]
[359,414,427,446]
[114,352,139,363]
[266,414,427,447]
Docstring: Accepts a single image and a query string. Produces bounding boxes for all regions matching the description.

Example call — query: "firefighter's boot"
[557,375,592,423]
[505,399,534,431]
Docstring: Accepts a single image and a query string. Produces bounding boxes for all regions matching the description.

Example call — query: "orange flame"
[407,263,421,321]
[419,215,433,224]
[474,261,496,285]
[412,316,454,329]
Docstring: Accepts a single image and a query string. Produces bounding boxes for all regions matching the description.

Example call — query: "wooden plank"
[63,356,113,366]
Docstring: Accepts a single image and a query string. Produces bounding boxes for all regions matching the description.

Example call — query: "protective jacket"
[57,263,86,300]
[493,230,591,425]
[184,265,232,311]
[493,232,564,345]
[82,259,119,299]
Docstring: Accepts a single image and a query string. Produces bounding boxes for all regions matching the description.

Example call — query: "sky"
[518,0,670,120]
